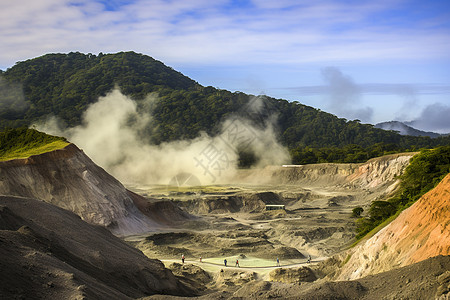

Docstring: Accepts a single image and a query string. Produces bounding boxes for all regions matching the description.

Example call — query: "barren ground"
[125,176,381,296]
[127,182,364,259]
[124,169,449,300]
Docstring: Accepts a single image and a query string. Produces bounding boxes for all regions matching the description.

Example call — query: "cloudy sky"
[1,0,450,132]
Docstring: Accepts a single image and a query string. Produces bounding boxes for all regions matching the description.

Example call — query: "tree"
[352,207,364,218]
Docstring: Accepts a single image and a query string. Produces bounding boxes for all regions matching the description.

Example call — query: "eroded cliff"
[238,153,413,194]
[0,144,189,235]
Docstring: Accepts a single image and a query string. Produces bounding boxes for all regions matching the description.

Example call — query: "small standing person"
[276,257,280,267]
[224,259,227,267]
[235,259,240,267]
[199,256,202,263]
[307,255,311,263]
[181,254,185,264]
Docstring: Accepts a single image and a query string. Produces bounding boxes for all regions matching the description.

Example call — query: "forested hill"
[0,52,198,127]
[1,51,450,164]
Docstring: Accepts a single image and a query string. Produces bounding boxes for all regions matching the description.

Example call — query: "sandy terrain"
[127,183,358,262]
[5,145,447,299]
[128,153,413,264]
[122,153,423,298]
[143,255,450,299]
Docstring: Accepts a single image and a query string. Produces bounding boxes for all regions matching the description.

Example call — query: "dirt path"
[161,257,327,273]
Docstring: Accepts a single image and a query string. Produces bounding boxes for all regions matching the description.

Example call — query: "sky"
[1,0,450,133]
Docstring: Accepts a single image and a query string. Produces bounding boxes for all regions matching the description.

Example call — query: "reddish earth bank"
[332,173,450,281]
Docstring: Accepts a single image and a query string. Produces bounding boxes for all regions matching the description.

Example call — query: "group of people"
[181,254,204,264]
[223,258,239,267]
[181,255,241,267]
[181,254,313,267]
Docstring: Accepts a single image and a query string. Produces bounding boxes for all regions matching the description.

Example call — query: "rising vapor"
[321,67,373,122]
[407,103,450,134]
[0,77,28,112]
[34,89,290,185]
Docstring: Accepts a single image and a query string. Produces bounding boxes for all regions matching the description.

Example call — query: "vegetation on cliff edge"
[0,127,68,161]
[355,145,450,239]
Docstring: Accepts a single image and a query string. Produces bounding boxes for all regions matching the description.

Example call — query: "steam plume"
[321,67,373,122]
[407,103,450,134]
[0,77,28,112]
[34,89,290,185]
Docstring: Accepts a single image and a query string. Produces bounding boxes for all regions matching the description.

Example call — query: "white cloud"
[1,0,449,69]
[1,0,449,132]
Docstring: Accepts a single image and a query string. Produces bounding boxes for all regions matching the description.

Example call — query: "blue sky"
[1,0,450,132]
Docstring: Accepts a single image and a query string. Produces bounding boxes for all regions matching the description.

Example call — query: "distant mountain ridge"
[375,121,445,138]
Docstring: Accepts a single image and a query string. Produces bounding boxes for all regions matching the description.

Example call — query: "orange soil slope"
[337,173,450,280]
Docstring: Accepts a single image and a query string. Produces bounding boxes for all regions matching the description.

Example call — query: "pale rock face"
[238,153,414,194]
[0,144,157,235]
[346,155,412,190]
[335,174,450,281]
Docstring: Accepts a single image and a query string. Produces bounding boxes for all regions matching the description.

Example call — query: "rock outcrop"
[335,173,450,281]
[238,153,414,193]
[0,144,189,235]
[174,191,282,215]
[269,266,316,283]
[345,154,412,190]
[0,195,195,299]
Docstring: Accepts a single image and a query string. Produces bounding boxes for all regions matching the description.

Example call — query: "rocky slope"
[0,195,195,299]
[145,255,450,299]
[333,173,450,281]
[0,143,190,235]
[239,153,413,193]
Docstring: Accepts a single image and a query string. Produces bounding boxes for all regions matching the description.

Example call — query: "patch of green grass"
[340,254,352,267]
[0,128,69,161]
[0,140,69,161]
[350,210,402,248]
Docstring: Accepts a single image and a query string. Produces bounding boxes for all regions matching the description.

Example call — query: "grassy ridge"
[0,127,68,161]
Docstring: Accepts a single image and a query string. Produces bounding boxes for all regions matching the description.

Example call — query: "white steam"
[0,77,28,112]
[321,67,373,122]
[407,102,450,134]
[34,89,290,185]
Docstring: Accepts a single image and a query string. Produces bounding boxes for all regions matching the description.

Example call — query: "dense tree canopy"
[1,51,450,164]
[1,52,198,127]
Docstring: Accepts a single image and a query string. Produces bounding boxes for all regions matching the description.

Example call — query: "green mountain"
[1,51,450,164]
[1,52,197,127]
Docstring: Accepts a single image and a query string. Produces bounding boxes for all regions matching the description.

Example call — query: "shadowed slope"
[0,195,195,299]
